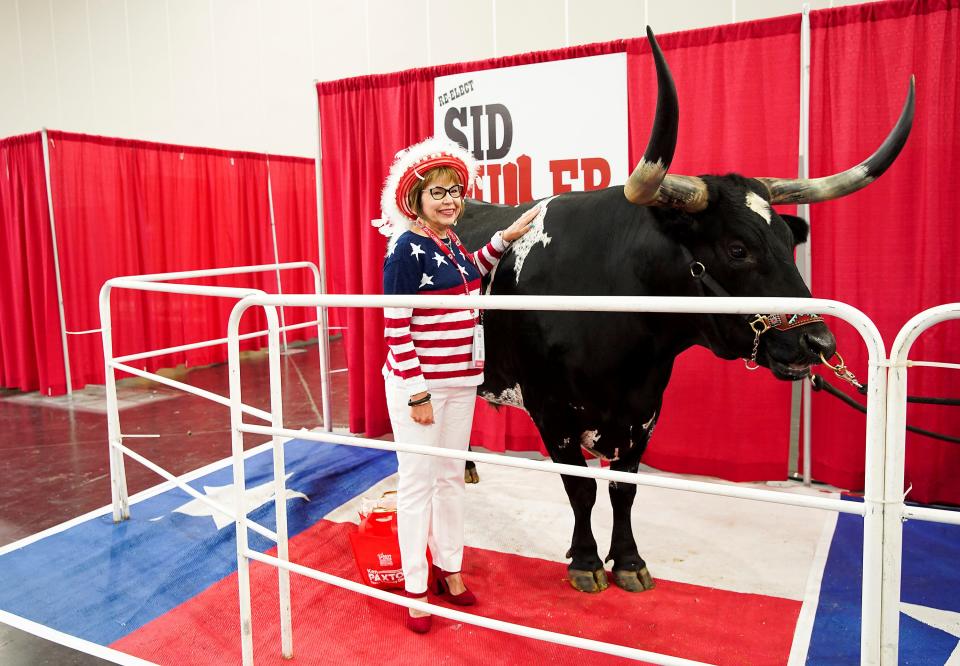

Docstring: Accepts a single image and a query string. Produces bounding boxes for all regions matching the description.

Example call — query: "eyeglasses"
[427,184,464,200]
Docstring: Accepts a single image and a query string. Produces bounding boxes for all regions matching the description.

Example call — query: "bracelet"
[407,393,432,407]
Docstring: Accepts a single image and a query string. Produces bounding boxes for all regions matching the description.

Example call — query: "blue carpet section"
[0,439,396,646]
[808,498,960,664]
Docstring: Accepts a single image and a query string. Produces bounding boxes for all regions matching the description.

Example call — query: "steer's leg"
[550,440,608,593]
[606,449,655,592]
[464,456,479,484]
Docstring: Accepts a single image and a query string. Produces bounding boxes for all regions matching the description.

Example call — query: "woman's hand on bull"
[501,204,541,243]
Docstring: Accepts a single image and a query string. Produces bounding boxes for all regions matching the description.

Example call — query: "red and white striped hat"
[373,136,478,246]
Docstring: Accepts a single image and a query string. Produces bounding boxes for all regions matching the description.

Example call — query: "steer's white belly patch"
[481,383,526,411]
[580,429,617,461]
[511,196,557,283]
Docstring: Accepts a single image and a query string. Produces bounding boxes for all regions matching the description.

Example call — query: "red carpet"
[111,519,800,665]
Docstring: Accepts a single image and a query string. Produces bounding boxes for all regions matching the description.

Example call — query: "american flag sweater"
[382,228,510,394]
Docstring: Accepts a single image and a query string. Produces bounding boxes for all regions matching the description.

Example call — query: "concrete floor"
[0,338,348,664]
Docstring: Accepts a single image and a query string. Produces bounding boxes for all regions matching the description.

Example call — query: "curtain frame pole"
[40,127,73,395]
[265,159,289,354]
[313,84,333,432]
[798,5,813,487]
[788,6,814,486]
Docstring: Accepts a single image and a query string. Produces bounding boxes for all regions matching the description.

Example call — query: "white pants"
[385,383,477,594]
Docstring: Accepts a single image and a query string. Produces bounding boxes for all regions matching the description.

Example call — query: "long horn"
[760,77,915,205]
[624,27,709,212]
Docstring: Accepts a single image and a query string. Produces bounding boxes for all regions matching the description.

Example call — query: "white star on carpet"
[901,602,960,663]
[410,242,425,258]
[432,252,447,267]
[419,273,434,287]
[173,473,309,530]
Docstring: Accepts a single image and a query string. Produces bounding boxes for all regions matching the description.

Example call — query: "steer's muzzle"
[763,321,837,381]
[800,325,837,361]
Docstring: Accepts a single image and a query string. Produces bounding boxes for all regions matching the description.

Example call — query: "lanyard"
[416,221,480,321]
[415,221,474,296]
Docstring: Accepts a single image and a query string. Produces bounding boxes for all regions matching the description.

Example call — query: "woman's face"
[418,174,463,231]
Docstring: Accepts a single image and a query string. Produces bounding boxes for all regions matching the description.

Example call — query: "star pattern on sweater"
[419,273,434,287]
[432,252,447,267]
[410,242,425,258]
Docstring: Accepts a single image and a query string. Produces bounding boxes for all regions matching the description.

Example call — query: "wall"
[0,0,878,157]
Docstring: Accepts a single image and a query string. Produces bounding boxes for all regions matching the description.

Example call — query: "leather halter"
[677,244,824,369]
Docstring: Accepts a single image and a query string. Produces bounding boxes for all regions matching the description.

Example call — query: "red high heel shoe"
[403,590,432,634]
[431,565,477,606]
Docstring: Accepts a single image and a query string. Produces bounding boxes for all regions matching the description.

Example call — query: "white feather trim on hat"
[374,136,479,255]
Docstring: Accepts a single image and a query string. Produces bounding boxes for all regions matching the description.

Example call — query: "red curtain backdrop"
[318,1,958,502]
[268,155,340,338]
[807,0,960,505]
[318,73,434,437]
[0,133,66,395]
[46,132,279,388]
[2,132,333,398]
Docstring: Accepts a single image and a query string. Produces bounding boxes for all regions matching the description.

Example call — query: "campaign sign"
[433,53,628,204]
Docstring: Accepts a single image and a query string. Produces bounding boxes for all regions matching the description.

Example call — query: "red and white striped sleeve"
[382,243,430,395]
[383,305,428,395]
[469,230,511,277]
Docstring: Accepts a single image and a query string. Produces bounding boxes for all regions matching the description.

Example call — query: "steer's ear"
[780,214,809,246]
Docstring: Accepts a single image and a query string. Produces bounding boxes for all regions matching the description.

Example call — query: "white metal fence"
[225,293,887,666]
[97,267,959,666]
[880,304,960,663]
[98,262,332,523]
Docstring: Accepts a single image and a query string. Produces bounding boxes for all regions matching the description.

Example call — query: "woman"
[377,137,538,633]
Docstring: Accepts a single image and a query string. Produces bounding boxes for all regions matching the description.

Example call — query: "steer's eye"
[727,241,749,260]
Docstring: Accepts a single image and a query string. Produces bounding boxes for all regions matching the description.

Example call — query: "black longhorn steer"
[454,28,915,593]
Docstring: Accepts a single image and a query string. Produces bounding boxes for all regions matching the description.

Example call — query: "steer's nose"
[801,326,837,361]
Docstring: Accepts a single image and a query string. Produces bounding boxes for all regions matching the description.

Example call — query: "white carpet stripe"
[788,510,839,665]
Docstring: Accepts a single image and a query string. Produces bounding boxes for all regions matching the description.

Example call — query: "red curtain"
[318,73,434,436]
[47,132,276,388]
[314,1,958,501]
[807,0,960,504]
[268,155,336,340]
[0,133,66,395]
[3,131,332,398]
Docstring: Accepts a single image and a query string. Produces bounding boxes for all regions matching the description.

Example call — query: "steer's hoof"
[612,566,656,592]
[464,464,480,484]
[568,568,609,593]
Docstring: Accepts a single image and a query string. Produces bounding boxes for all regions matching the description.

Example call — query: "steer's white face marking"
[745,191,772,225]
[511,196,557,283]
[480,383,525,412]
